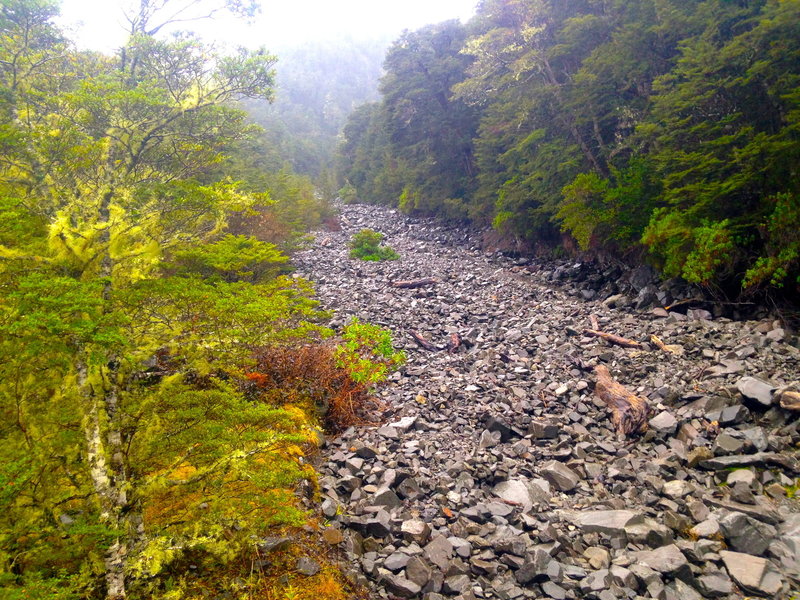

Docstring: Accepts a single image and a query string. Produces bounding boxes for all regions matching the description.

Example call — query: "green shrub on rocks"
[349,229,399,261]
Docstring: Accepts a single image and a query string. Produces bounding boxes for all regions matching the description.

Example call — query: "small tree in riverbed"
[349,228,399,261]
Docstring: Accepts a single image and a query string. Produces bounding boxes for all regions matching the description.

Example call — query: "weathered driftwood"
[410,330,438,351]
[594,365,649,437]
[583,329,643,349]
[446,333,462,354]
[778,389,800,412]
[391,278,440,289]
[650,334,684,356]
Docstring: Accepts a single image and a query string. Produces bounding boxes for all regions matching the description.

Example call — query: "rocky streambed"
[293,204,800,600]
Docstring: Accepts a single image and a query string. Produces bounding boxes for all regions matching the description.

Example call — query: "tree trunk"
[391,278,440,289]
[594,365,649,437]
[79,352,132,599]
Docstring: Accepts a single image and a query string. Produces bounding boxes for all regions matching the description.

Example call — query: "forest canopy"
[337,0,800,294]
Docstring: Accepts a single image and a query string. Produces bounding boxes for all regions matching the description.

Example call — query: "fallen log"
[410,330,438,351]
[446,333,462,354]
[594,365,649,437]
[583,329,643,349]
[650,334,684,356]
[778,389,800,412]
[391,278,440,289]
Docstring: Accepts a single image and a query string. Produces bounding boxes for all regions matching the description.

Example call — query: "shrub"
[349,229,399,261]
[247,319,404,432]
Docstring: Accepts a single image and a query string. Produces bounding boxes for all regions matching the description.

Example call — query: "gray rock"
[720,550,784,596]
[713,433,745,455]
[736,377,775,406]
[296,556,321,576]
[382,573,422,598]
[631,544,690,580]
[696,571,733,598]
[424,535,454,571]
[664,579,703,600]
[384,551,410,571]
[572,510,644,537]
[541,581,568,599]
[494,479,535,511]
[479,428,501,448]
[396,477,422,500]
[699,452,797,472]
[540,460,580,492]
[486,501,514,518]
[443,574,471,594]
[718,511,776,555]
[406,556,432,587]
[388,416,417,431]
[624,518,674,548]
[365,510,392,538]
[515,548,552,584]
[401,519,432,544]
[373,485,402,508]
[649,411,679,434]
[580,569,611,593]
[771,513,800,578]
[662,479,692,499]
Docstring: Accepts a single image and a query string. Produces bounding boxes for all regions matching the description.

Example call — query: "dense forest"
[0,0,399,598]
[337,0,800,296]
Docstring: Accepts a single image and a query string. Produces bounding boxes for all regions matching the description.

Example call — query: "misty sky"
[58,0,479,51]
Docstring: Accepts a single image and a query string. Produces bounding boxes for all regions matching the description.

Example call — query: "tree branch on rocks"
[650,334,684,355]
[594,365,649,437]
[583,329,643,349]
[410,330,438,351]
[391,278,441,289]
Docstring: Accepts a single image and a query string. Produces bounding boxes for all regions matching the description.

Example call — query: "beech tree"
[0,1,328,597]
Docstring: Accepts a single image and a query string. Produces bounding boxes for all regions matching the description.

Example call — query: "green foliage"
[338,182,358,203]
[558,158,659,251]
[171,234,289,282]
[349,228,399,261]
[336,0,800,293]
[743,193,800,288]
[334,318,406,384]
[0,2,339,597]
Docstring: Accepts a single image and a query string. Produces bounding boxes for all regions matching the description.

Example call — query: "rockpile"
[294,204,800,600]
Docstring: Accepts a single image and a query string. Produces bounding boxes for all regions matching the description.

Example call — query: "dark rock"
[514,548,552,584]
[406,556,432,587]
[382,573,422,598]
[718,511,777,555]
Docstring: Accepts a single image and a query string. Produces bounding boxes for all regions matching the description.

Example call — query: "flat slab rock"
[569,510,645,537]
[720,550,784,596]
